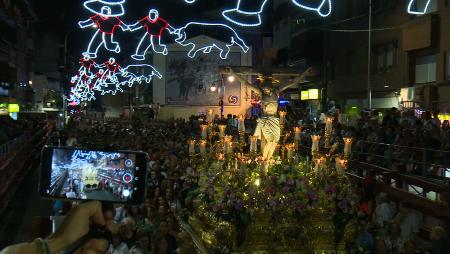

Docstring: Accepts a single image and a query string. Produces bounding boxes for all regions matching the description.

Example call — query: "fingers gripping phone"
[40,146,148,204]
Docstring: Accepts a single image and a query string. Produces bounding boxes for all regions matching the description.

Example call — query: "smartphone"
[40,146,148,204]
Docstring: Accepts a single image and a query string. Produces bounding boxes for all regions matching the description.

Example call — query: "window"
[375,42,397,72]
[415,55,437,83]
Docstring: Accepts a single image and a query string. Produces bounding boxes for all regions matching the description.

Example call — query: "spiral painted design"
[228,95,239,104]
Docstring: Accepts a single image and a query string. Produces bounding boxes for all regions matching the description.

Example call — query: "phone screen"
[40,147,147,204]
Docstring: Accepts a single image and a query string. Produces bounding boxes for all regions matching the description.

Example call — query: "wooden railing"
[0,128,49,218]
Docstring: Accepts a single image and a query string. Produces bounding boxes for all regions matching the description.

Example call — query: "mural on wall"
[165,51,241,106]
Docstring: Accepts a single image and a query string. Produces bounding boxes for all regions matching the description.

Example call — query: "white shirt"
[373,202,393,227]
[108,242,129,254]
[398,212,421,241]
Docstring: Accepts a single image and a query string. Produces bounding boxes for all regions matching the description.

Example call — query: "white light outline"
[222,0,269,27]
[174,22,249,59]
[184,0,197,3]
[79,4,128,59]
[83,0,126,18]
[407,0,431,15]
[291,0,332,17]
[68,61,162,104]
[128,9,177,60]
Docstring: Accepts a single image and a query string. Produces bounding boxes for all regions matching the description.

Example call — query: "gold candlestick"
[311,135,321,158]
[343,137,353,159]
[218,125,226,138]
[279,111,287,130]
[324,116,333,148]
[294,127,301,150]
[200,124,208,140]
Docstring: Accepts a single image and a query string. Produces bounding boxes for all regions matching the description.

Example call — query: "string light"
[174,22,249,59]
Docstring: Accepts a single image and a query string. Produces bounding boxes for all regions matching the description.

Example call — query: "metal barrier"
[351,140,450,178]
[0,132,32,162]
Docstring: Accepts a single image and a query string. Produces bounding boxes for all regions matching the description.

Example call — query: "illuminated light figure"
[222,0,269,27]
[291,0,332,17]
[184,0,197,3]
[128,9,177,60]
[174,22,249,59]
[83,0,125,17]
[95,57,124,95]
[222,0,332,27]
[407,0,431,15]
[121,64,163,87]
[79,2,128,58]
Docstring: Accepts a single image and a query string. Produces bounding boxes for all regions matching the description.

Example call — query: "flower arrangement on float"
[180,112,358,253]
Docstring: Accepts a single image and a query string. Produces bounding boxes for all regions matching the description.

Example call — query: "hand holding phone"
[40,146,148,204]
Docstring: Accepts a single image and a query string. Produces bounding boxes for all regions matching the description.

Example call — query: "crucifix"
[220,66,315,160]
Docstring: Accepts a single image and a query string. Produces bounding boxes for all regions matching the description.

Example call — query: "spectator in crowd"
[107,235,129,254]
[430,226,450,254]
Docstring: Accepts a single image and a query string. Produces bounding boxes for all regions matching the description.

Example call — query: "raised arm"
[278,67,314,92]
[119,21,128,31]
[78,18,95,29]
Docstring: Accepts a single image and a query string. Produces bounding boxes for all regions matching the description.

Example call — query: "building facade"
[326,0,450,113]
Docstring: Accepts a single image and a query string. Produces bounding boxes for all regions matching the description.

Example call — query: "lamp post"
[367,0,372,109]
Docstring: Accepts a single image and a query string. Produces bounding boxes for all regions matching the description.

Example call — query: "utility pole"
[367,0,372,109]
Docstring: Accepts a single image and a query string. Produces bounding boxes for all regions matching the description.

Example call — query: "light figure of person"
[78,6,128,58]
[128,9,177,60]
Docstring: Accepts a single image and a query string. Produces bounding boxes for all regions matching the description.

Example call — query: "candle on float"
[200,125,208,139]
[343,137,353,157]
[217,153,225,161]
[294,127,302,141]
[188,140,196,155]
[286,143,295,158]
[325,116,334,133]
[311,135,321,153]
[199,140,207,155]
[224,136,232,154]
[314,157,325,171]
[335,157,348,173]
[207,109,214,123]
[250,136,257,153]
[238,115,245,132]
[218,125,226,138]
[279,111,287,125]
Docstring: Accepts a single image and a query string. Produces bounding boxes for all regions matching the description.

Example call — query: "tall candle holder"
[200,125,208,140]
[343,137,353,159]
[199,140,207,157]
[188,139,196,156]
[279,111,287,130]
[324,116,333,149]
[294,127,302,150]
[311,135,321,158]
[335,157,348,175]
[218,125,226,138]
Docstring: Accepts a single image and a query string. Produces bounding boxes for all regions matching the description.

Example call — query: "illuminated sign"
[308,89,319,100]
[301,90,309,101]
[8,104,20,113]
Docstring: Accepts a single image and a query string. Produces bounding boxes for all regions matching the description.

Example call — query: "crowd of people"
[43,112,449,254]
